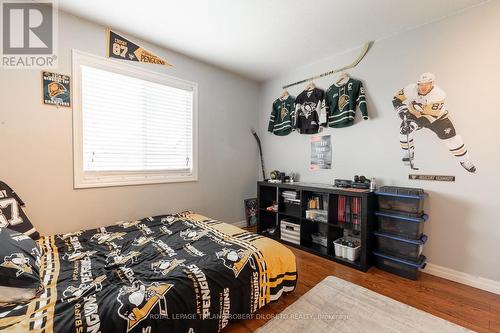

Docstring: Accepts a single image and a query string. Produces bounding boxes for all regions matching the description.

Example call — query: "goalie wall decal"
[392,73,476,173]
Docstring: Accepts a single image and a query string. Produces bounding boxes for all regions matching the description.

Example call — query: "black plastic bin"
[375,211,428,240]
[375,186,426,216]
[374,252,426,280]
[374,232,427,261]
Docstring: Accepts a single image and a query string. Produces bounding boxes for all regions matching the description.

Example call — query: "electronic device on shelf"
[352,175,371,189]
[335,176,372,189]
[334,179,352,188]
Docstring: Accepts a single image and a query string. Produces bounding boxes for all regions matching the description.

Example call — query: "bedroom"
[0,0,499,332]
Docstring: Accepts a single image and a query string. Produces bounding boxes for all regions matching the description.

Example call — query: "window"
[72,50,198,188]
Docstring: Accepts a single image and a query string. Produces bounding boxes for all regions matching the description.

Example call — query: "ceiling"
[59,0,487,82]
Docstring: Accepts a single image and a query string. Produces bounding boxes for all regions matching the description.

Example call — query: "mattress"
[0,213,297,332]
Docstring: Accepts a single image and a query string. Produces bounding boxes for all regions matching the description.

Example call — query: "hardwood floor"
[223,236,500,333]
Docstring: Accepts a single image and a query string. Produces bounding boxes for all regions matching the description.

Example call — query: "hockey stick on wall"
[251,128,266,180]
[282,41,374,89]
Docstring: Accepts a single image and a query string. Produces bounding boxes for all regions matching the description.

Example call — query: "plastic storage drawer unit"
[280,219,300,245]
[375,211,428,240]
[374,252,426,280]
[375,186,426,216]
[374,232,427,261]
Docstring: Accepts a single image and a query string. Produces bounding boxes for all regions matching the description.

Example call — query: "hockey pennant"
[106,29,172,67]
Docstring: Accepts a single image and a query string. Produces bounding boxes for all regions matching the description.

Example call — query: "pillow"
[0,181,39,239]
[0,228,42,303]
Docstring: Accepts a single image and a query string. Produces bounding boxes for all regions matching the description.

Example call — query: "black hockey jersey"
[294,87,326,134]
[0,181,39,239]
[325,78,368,128]
[268,95,295,136]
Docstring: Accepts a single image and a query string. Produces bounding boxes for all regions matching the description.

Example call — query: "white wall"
[258,1,500,282]
[0,11,259,235]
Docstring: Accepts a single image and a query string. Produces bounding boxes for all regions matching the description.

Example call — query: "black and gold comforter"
[0,213,297,332]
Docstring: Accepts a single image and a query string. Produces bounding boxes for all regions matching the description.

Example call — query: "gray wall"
[258,1,500,281]
[0,12,259,235]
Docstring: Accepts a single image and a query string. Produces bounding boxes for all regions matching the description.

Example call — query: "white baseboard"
[424,262,500,295]
[229,220,248,228]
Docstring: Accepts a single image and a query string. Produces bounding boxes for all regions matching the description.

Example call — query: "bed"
[0,213,297,332]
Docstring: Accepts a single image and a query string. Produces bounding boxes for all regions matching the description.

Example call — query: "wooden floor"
[224,232,500,332]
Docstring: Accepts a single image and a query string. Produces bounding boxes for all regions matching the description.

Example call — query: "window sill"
[74,173,198,189]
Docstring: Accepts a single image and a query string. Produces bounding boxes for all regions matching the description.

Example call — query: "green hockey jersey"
[268,95,295,136]
[325,78,368,128]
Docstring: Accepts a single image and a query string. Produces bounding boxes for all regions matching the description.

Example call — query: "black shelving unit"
[257,181,376,272]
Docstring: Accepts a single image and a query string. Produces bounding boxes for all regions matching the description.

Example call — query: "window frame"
[72,49,198,189]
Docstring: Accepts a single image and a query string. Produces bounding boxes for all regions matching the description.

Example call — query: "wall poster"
[392,72,476,174]
[310,135,332,170]
[42,72,71,108]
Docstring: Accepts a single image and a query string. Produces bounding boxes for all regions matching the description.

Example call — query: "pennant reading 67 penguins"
[106,29,172,67]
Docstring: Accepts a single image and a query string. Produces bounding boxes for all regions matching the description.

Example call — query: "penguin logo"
[117,281,172,331]
[216,248,252,278]
[151,259,185,276]
[1,253,32,277]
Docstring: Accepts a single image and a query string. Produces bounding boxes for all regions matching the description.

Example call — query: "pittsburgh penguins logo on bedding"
[117,281,173,331]
[63,250,97,262]
[57,231,82,241]
[132,236,154,247]
[1,253,32,276]
[118,220,141,228]
[180,229,208,242]
[161,216,177,225]
[151,259,185,276]
[62,275,106,302]
[106,250,141,266]
[215,248,253,278]
[91,231,126,244]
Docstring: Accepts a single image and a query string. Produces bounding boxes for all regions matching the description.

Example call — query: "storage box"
[305,209,328,222]
[333,237,361,261]
[374,252,426,280]
[374,232,427,261]
[280,219,300,245]
[375,186,426,216]
[375,211,428,240]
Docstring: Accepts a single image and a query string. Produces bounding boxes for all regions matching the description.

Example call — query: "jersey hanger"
[280,90,289,99]
[336,72,349,85]
[305,81,315,91]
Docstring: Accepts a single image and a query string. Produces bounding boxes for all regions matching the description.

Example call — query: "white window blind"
[82,66,193,172]
[72,50,198,188]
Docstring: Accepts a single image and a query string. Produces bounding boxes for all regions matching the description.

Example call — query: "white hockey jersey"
[395,84,448,123]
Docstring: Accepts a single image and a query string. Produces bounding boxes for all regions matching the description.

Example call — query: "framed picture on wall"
[244,198,258,227]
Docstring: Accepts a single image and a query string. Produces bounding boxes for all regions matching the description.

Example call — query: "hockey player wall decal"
[392,73,476,173]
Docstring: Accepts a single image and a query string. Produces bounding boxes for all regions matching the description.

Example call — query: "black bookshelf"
[257,181,376,272]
